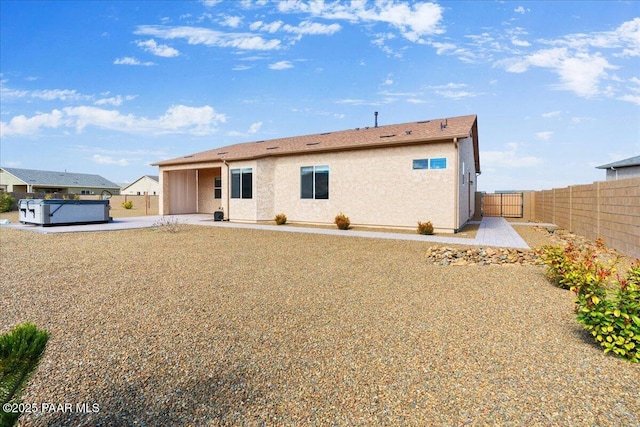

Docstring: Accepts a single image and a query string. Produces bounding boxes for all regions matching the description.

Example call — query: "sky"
[1,0,639,192]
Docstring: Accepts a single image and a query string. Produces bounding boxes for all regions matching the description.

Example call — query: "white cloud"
[514,6,530,14]
[282,21,341,36]
[496,18,637,100]
[248,121,262,133]
[232,64,252,71]
[276,0,444,42]
[134,25,281,51]
[482,142,541,168]
[94,95,137,106]
[114,57,156,66]
[619,94,640,105]
[220,15,242,28]
[501,47,617,97]
[1,105,226,137]
[31,89,90,102]
[535,131,553,141]
[511,38,530,47]
[541,110,562,119]
[250,20,283,33]
[0,109,65,137]
[136,39,180,57]
[201,0,223,6]
[269,60,293,70]
[92,154,129,166]
[427,83,483,99]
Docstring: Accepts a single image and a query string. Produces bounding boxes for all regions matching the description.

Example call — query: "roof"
[120,175,159,190]
[595,155,640,169]
[154,114,480,173]
[1,167,120,189]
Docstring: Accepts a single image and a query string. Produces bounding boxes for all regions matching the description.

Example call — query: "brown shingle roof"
[154,114,479,172]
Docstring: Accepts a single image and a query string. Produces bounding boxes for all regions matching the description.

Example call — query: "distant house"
[596,155,640,181]
[153,114,480,233]
[0,167,120,195]
[120,175,159,195]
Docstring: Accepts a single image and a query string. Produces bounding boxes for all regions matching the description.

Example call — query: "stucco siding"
[121,177,159,195]
[197,168,216,214]
[457,136,477,228]
[266,144,457,230]
[605,166,640,181]
[228,160,258,221]
[0,170,25,191]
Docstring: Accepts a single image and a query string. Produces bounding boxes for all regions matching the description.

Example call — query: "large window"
[214,176,222,199]
[230,168,252,199]
[301,165,329,199]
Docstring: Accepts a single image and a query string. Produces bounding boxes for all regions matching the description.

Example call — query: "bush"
[121,200,133,209]
[417,221,434,235]
[539,240,639,362]
[152,216,183,233]
[573,260,639,363]
[274,213,287,225]
[1,323,50,427]
[334,213,350,230]
[0,193,14,213]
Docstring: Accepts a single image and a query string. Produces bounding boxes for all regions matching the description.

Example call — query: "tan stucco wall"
[260,143,458,230]
[158,142,470,231]
[228,160,258,221]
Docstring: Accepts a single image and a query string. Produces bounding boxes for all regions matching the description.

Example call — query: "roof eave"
[154,134,468,168]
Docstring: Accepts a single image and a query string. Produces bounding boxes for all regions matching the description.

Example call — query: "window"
[301,165,329,199]
[230,168,252,199]
[430,158,447,169]
[413,159,429,169]
[214,176,222,199]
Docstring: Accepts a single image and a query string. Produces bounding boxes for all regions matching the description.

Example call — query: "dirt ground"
[0,211,638,426]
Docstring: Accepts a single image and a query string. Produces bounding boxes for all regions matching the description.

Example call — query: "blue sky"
[1,0,638,192]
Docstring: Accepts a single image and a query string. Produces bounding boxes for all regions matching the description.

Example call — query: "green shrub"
[334,212,350,230]
[121,200,133,209]
[539,240,639,362]
[274,213,287,225]
[417,221,434,235]
[574,261,640,362]
[0,193,14,213]
[1,323,50,427]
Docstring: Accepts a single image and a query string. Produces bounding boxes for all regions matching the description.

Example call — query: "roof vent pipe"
[374,111,379,128]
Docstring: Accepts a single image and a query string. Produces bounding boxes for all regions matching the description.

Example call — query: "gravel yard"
[1,218,639,426]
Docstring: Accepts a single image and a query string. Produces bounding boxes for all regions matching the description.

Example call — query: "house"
[0,167,121,195]
[120,175,160,195]
[596,155,640,181]
[153,114,480,233]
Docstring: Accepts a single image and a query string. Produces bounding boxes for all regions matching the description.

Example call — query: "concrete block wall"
[530,177,640,258]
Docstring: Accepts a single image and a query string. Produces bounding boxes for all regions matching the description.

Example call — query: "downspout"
[453,137,459,233]
[223,160,230,221]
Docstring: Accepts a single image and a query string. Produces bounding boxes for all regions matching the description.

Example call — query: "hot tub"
[18,199,111,226]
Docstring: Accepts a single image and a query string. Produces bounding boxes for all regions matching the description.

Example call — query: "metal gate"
[482,192,523,218]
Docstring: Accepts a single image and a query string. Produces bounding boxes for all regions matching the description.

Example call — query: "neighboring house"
[153,114,480,233]
[596,155,640,181]
[0,167,121,195]
[120,175,160,195]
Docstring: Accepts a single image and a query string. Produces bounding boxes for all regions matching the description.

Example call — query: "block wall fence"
[521,177,639,258]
